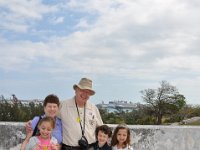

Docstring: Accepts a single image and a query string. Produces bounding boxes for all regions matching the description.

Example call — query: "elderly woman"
[21,94,62,150]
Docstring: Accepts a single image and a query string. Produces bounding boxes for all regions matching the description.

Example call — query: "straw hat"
[73,78,95,95]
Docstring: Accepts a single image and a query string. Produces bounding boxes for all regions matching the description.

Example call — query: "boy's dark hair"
[111,124,131,148]
[95,124,112,139]
[43,94,60,107]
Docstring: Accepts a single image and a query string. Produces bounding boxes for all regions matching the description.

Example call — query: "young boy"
[93,125,112,150]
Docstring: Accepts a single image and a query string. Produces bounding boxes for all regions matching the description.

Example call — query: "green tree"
[0,100,43,122]
[99,108,125,124]
[140,80,186,125]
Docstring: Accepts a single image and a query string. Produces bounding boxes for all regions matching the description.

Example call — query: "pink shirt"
[38,136,52,150]
[25,135,58,150]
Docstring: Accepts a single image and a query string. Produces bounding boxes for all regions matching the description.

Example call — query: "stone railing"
[0,122,25,150]
[0,122,200,150]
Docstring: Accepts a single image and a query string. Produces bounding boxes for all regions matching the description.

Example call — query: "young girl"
[25,116,59,150]
[111,124,133,150]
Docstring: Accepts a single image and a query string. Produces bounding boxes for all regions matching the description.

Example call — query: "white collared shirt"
[58,97,103,146]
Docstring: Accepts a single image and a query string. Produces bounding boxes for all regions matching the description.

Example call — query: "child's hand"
[25,120,32,133]
[33,144,40,150]
[51,144,60,150]
[25,131,33,140]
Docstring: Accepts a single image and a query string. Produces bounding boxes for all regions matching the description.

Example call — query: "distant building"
[20,99,43,106]
[96,100,136,113]
[0,94,43,106]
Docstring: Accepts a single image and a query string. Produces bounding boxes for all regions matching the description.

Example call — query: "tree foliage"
[140,80,186,124]
[0,100,43,121]
[1,90,197,125]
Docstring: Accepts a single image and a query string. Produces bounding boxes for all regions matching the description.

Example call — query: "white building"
[96,100,136,113]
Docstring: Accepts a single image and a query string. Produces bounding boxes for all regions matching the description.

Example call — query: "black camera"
[78,135,88,150]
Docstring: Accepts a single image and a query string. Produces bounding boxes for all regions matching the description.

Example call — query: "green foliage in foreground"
[99,103,200,125]
[0,100,43,122]
[0,99,200,125]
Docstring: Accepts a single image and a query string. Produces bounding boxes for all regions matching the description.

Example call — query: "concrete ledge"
[0,122,25,150]
[0,122,200,150]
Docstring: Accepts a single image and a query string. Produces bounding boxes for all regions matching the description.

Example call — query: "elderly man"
[58,77,103,150]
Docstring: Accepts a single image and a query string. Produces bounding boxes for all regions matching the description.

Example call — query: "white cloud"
[0,39,50,70]
[75,18,90,29]
[51,16,65,24]
[172,78,200,103]
[0,0,59,32]
[155,55,200,72]
[1,0,200,76]
[1,0,200,104]
[0,21,28,33]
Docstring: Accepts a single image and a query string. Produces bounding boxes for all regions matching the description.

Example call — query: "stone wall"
[120,125,200,150]
[0,122,200,150]
[0,122,25,150]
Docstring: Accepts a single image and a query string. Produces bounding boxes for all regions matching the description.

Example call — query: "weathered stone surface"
[0,122,25,150]
[181,117,200,124]
[0,122,200,150]
[109,124,200,150]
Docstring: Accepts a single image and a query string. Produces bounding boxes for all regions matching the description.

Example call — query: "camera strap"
[75,99,86,136]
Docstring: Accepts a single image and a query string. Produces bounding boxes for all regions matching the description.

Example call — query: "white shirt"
[112,145,133,150]
[58,97,103,146]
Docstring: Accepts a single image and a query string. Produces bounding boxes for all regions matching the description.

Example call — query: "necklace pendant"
[43,145,48,150]
[76,117,81,123]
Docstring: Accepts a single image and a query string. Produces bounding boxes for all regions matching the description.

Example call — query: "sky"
[1,0,200,105]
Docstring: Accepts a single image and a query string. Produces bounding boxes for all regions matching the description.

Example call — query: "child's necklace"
[43,145,48,150]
